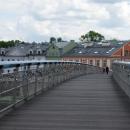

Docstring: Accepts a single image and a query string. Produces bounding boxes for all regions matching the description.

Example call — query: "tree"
[80,35,85,41]
[0,40,21,48]
[80,31,105,42]
[14,40,21,44]
[57,37,62,42]
[110,38,118,44]
[50,37,56,43]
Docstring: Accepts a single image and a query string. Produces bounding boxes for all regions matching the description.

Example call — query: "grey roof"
[29,44,49,51]
[63,44,122,57]
[6,43,49,56]
[56,42,69,48]
[6,44,30,56]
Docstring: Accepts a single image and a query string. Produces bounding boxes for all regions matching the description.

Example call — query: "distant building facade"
[46,41,77,59]
[62,42,130,69]
[0,43,48,61]
[0,41,77,61]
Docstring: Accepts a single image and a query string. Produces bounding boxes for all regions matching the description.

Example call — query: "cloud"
[89,0,127,4]
[0,0,130,42]
[99,1,130,28]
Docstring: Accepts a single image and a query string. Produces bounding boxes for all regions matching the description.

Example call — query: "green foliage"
[57,37,62,42]
[0,40,21,48]
[80,31,105,42]
[50,37,56,43]
[110,39,118,44]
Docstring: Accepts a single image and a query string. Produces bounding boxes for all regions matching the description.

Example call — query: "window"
[103,60,107,67]
[82,59,87,63]
[53,45,55,49]
[89,60,93,65]
[42,50,45,54]
[125,50,129,56]
[38,51,41,55]
[1,51,5,55]
[94,51,98,54]
[30,51,33,55]
[96,60,100,67]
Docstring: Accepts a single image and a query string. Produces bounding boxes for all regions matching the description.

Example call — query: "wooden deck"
[0,74,130,130]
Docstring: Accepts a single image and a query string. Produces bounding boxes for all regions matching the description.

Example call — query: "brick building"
[62,42,130,69]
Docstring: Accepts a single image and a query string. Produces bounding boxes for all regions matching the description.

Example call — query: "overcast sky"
[0,0,130,42]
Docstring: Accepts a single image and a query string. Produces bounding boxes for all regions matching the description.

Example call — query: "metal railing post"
[112,61,130,98]
[0,60,102,114]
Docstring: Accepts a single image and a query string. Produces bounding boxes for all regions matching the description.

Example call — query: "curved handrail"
[112,61,130,98]
[0,60,102,118]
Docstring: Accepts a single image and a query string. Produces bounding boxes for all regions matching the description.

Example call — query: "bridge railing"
[0,60,102,117]
[112,61,130,98]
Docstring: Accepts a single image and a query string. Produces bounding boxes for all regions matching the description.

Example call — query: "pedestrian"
[103,68,105,73]
[106,66,109,74]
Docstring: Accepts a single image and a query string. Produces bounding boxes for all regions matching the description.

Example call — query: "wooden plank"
[0,74,130,130]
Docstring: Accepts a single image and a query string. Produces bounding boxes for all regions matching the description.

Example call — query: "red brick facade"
[62,42,130,69]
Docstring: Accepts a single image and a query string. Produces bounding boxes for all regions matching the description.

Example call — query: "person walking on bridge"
[106,66,109,75]
[103,67,105,73]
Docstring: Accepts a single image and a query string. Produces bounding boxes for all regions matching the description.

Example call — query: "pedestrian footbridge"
[0,61,130,130]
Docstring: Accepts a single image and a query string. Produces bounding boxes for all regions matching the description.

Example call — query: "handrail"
[0,60,102,118]
[112,61,130,98]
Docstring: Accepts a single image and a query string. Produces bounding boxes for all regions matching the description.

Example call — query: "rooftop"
[63,43,123,57]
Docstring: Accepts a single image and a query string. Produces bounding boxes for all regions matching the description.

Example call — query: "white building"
[0,43,48,62]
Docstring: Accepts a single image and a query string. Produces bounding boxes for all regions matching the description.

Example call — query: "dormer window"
[29,51,33,55]
[38,51,41,55]
[1,51,5,55]
[79,51,82,54]
[94,51,98,54]
[42,50,45,54]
